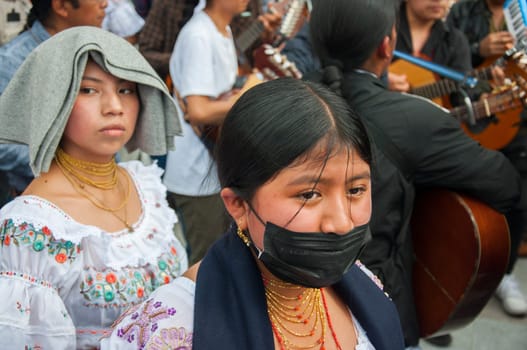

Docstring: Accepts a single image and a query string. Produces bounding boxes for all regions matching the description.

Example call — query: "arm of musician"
[387,72,410,92]
[258,12,282,43]
[479,31,515,58]
[185,95,236,126]
[404,100,521,213]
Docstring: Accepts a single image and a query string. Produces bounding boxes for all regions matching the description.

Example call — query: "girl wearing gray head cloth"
[0,26,188,349]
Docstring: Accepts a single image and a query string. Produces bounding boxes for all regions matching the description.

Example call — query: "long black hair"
[310,0,397,71]
[216,78,371,201]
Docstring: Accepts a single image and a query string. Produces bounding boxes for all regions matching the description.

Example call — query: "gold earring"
[236,225,251,247]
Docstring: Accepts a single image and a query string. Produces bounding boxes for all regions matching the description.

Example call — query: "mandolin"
[450,83,525,150]
[411,189,510,338]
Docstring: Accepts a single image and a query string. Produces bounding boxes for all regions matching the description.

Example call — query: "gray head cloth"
[0,26,182,176]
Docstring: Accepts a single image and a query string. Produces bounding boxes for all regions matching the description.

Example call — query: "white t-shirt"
[102,0,145,38]
[164,10,238,196]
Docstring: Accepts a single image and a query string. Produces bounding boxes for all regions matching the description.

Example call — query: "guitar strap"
[364,120,415,182]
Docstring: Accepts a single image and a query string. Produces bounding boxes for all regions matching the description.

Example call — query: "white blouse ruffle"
[0,161,188,349]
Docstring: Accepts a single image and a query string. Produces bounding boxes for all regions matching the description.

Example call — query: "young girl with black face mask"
[102,78,405,350]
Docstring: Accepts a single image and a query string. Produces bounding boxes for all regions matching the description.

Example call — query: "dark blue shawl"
[193,227,404,349]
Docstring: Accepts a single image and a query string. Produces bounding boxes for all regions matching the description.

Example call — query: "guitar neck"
[235,20,265,53]
[449,89,520,122]
[410,65,494,100]
[410,79,458,100]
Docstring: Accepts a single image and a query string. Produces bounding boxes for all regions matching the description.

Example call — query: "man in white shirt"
[164,0,249,264]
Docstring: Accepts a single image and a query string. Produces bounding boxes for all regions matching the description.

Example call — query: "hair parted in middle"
[216,77,372,201]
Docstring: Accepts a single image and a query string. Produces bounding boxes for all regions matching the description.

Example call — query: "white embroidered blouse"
[101,262,380,350]
[0,161,188,349]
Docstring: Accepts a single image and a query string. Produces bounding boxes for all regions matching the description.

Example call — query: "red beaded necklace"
[321,289,343,350]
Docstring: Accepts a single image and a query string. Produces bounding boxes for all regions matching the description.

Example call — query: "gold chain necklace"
[237,228,341,349]
[55,148,118,190]
[263,275,327,349]
[55,150,134,232]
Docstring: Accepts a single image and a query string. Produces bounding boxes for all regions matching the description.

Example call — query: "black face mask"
[238,221,370,288]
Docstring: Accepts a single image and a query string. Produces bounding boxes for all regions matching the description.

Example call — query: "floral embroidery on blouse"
[0,219,79,264]
[24,345,42,350]
[80,247,183,307]
[16,301,31,314]
[145,327,193,350]
[115,299,178,349]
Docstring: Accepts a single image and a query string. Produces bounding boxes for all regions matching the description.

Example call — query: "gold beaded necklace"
[236,228,342,349]
[55,148,118,189]
[55,148,134,232]
[263,275,327,350]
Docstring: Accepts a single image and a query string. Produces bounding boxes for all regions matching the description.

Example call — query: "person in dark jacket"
[389,0,472,93]
[447,0,527,318]
[446,0,513,68]
[309,0,527,348]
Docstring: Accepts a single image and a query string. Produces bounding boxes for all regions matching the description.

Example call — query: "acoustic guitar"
[390,48,527,149]
[411,189,510,338]
[460,49,527,149]
[450,83,526,150]
[389,55,494,107]
[236,0,309,73]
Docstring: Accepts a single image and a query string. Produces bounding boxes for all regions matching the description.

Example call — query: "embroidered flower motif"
[42,226,51,236]
[106,273,117,284]
[356,260,384,290]
[145,327,193,350]
[24,345,43,350]
[55,253,67,264]
[80,251,183,307]
[0,219,79,264]
[16,301,31,314]
[116,299,178,349]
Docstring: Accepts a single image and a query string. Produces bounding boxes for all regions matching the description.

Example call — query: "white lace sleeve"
[0,210,78,349]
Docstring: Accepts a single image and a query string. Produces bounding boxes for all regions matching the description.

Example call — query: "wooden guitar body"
[461,106,522,150]
[389,58,448,107]
[411,189,510,338]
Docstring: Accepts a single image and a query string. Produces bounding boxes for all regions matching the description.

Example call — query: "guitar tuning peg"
[264,47,275,55]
